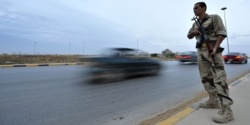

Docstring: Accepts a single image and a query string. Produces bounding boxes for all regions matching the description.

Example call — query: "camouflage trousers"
[197,48,233,106]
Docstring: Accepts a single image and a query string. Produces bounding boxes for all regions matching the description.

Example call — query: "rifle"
[191,16,216,66]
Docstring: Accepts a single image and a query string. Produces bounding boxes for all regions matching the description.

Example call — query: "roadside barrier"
[0,63,84,68]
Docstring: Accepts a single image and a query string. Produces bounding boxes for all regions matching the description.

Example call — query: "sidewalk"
[157,73,250,125]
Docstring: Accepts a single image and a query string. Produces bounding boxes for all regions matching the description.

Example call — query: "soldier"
[187,2,234,123]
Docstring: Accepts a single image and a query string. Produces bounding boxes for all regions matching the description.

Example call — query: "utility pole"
[221,7,230,53]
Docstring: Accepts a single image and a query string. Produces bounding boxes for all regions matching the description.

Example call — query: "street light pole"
[136,34,139,55]
[221,7,230,53]
[69,42,71,55]
[33,42,37,55]
[83,41,85,55]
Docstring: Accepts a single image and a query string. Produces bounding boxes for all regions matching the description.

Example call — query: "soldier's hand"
[191,29,201,36]
[211,48,217,55]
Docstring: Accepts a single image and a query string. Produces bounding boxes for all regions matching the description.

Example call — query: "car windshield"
[180,51,196,55]
[226,52,240,55]
[100,48,138,57]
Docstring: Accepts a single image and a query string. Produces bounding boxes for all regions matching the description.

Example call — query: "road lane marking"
[156,107,194,125]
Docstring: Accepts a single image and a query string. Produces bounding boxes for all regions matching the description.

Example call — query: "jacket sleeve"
[212,14,227,37]
[187,23,195,36]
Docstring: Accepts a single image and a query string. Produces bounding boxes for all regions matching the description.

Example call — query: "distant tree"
[162,49,176,58]
[150,53,158,57]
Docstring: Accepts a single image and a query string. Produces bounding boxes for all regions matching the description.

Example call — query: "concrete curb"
[156,108,195,125]
[155,72,250,125]
[0,62,85,68]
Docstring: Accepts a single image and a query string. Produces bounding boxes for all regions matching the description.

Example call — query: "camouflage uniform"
[188,14,234,123]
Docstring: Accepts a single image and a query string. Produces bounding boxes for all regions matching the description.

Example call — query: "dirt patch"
[139,70,250,125]
[0,54,173,65]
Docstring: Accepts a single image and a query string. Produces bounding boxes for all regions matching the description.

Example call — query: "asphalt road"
[1,60,250,125]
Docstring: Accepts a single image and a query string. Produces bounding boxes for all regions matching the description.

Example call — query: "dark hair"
[195,2,207,11]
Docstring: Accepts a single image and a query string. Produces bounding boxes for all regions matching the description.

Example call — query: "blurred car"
[176,51,197,63]
[223,52,248,64]
[80,48,162,83]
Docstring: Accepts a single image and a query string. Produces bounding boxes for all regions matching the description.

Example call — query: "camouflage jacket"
[188,14,227,42]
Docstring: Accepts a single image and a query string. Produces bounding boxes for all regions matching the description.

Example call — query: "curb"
[155,72,250,125]
[156,108,195,125]
[0,62,85,68]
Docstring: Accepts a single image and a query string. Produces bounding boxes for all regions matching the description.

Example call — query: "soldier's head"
[193,2,207,16]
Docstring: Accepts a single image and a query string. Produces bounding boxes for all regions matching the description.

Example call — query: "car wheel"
[149,65,160,76]
[241,60,246,64]
[102,70,125,83]
[179,61,184,65]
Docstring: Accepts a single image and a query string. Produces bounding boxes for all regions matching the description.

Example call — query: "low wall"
[0,54,81,65]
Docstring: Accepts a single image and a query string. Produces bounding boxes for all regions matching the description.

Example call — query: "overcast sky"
[0,0,249,55]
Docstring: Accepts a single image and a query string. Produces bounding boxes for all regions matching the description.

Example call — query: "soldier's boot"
[212,105,234,123]
[199,94,220,108]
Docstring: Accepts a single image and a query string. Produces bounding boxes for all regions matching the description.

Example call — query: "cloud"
[0,10,5,16]
[1,0,250,55]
